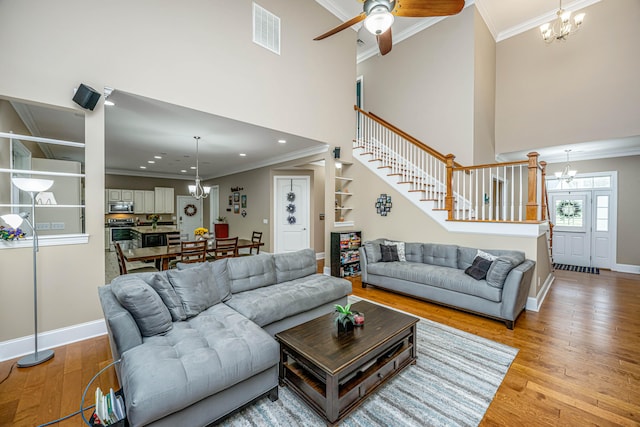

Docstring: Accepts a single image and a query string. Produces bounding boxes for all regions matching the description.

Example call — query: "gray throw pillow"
[143,272,186,321]
[167,262,224,317]
[486,253,525,288]
[464,256,493,280]
[111,275,173,337]
[379,244,399,262]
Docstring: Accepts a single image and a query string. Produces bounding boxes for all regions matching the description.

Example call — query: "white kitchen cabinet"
[134,190,145,214]
[121,189,134,202]
[108,189,122,202]
[144,191,155,214]
[154,187,174,214]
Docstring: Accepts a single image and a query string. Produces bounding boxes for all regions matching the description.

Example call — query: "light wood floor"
[1,267,638,426]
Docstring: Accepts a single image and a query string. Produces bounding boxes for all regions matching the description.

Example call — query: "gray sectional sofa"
[98,248,351,427]
[359,239,535,329]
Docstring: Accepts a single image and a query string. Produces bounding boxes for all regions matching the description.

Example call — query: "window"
[555,199,584,228]
[1,99,86,245]
[595,195,609,232]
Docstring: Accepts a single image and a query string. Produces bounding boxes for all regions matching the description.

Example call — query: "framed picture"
[228,195,232,206]
[233,192,240,203]
[233,204,240,214]
[241,194,247,208]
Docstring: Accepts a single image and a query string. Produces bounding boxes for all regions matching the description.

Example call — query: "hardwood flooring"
[1,267,638,426]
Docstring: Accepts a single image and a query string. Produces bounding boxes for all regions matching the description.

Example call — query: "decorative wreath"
[184,204,198,216]
[287,215,296,225]
[556,200,581,219]
[287,192,296,202]
[285,203,296,214]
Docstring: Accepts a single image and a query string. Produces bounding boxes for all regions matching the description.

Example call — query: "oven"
[108,219,135,251]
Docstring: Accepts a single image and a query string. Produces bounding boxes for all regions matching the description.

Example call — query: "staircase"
[353,106,549,239]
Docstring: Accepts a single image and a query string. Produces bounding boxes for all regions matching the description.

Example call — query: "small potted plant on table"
[335,303,355,333]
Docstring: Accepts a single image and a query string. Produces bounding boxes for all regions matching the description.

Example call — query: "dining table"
[122,238,264,271]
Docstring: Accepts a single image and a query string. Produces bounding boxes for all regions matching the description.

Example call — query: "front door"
[274,176,310,253]
[551,192,590,267]
[177,195,203,240]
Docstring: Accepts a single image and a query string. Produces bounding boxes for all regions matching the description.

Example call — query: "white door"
[274,176,310,253]
[177,196,203,240]
[551,192,590,267]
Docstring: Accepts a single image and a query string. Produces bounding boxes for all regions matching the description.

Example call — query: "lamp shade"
[12,177,54,193]
[1,213,25,229]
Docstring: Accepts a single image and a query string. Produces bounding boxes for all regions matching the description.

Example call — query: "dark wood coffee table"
[275,300,418,425]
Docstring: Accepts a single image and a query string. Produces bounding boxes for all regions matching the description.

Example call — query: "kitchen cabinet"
[108,188,134,202]
[154,187,174,214]
[134,190,156,214]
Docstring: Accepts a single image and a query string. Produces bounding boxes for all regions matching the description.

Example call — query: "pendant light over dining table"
[188,136,211,200]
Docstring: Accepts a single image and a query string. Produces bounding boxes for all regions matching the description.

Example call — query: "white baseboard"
[316,252,325,260]
[0,319,107,362]
[526,272,554,312]
[612,263,640,274]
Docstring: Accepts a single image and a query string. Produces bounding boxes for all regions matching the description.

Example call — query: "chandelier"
[188,136,211,200]
[555,149,577,183]
[540,0,585,43]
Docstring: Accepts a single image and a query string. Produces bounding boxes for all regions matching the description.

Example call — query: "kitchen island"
[131,225,180,248]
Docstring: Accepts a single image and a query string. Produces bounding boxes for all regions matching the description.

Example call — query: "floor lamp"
[1,177,55,367]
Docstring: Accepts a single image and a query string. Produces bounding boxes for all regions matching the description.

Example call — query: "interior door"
[275,176,310,253]
[177,196,203,240]
[551,192,590,267]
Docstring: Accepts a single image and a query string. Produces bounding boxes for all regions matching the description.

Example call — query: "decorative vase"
[152,221,157,230]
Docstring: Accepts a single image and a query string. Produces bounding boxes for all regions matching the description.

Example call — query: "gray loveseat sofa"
[359,239,535,329]
[98,248,351,427]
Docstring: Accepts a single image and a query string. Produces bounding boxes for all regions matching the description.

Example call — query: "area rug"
[554,263,600,274]
[220,297,518,427]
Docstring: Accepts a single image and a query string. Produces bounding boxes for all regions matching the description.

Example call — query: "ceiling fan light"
[364,6,394,36]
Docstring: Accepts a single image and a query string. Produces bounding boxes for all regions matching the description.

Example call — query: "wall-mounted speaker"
[72,83,101,111]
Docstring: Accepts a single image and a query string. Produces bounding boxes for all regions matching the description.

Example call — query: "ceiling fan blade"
[314,13,366,41]
[392,0,464,17]
[377,28,393,56]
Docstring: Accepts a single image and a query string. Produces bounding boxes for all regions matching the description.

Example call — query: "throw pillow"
[143,272,186,321]
[464,256,493,280]
[384,240,406,262]
[167,262,224,318]
[111,275,173,337]
[486,253,525,289]
[477,249,498,262]
[379,244,400,262]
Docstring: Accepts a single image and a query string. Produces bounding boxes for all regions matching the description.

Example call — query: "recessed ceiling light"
[154,155,162,159]
[190,166,197,170]
[239,153,247,157]
[278,139,286,144]
[104,100,115,106]
[148,160,155,164]
[139,166,147,169]
[180,170,187,173]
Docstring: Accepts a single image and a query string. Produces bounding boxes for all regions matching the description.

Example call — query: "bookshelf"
[330,231,362,277]
[334,161,354,227]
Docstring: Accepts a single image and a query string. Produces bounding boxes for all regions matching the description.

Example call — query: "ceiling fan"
[314,0,465,56]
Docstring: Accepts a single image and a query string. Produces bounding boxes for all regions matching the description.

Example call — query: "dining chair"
[179,240,208,264]
[211,236,238,259]
[240,231,263,256]
[166,232,183,269]
[115,242,159,275]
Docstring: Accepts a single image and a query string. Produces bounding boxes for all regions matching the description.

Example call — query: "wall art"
[375,194,392,216]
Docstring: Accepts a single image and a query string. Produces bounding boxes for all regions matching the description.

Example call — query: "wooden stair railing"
[354,105,548,224]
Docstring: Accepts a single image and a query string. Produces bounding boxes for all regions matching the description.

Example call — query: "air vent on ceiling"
[253,3,280,55]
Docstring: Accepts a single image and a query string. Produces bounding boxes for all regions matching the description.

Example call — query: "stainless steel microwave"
[108,202,134,214]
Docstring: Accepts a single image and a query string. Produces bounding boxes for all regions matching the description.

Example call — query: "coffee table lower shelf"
[279,326,416,425]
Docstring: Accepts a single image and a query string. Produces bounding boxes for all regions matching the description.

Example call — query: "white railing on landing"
[353,106,547,237]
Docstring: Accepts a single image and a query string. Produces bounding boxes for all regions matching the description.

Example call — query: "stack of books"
[92,387,125,426]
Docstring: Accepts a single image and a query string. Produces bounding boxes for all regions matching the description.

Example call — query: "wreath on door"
[556,200,581,219]
[184,204,198,216]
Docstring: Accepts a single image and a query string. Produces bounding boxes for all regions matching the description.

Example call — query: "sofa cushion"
[464,256,493,280]
[379,244,400,262]
[274,248,316,282]
[486,253,525,289]
[120,303,279,427]
[423,244,458,268]
[363,239,387,264]
[175,259,232,302]
[227,254,276,293]
[166,262,226,318]
[143,272,186,321]
[110,275,173,337]
[384,240,406,262]
[225,274,352,327]
[404,242,423,263]
[367,262,502,302]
